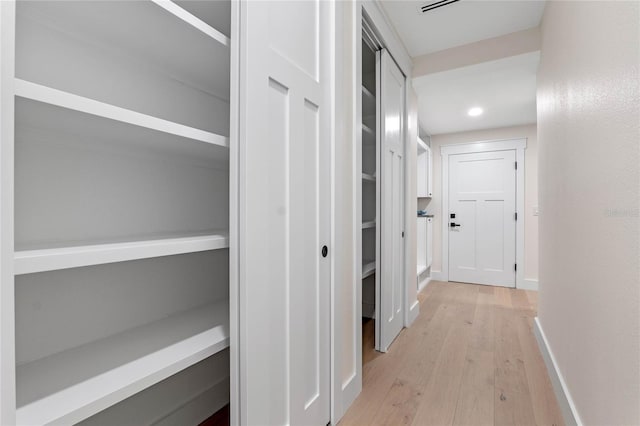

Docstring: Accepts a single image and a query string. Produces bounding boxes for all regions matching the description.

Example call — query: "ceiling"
[380,0,546,57]
[413,52,539,135]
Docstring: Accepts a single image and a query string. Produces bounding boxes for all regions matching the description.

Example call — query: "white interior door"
[239,1,331,425]
[448,150,516,287]
[378,49,405,352]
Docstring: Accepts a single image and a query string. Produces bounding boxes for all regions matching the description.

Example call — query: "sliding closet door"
[378,48,405,352]
[238,1,332,425]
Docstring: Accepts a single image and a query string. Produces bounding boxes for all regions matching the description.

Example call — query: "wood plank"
[453,350,494,426]
[453,289,495,426]
[515,315,565,426]
[15,232,229,274]
[370,378,422,426]
[509,289,531,312]
[525,290,538,311]
[340,282,564,426]
[363,318,381,366]
[410,285,479,425]
[341,282,451,426]
[15,79,228,147]
[494,301,537,426]
[371,302,459,424]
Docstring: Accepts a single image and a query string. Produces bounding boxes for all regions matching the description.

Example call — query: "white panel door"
[239,1,331,425]
[448,150,516,287]
[378,49,405,352]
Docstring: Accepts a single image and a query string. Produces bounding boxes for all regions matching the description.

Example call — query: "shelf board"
[362,221,376,229]
[362,173,376,183]
[362,124,375,136]
[16,300,229,426]
[18,0,230,100]
[174,0,231,38]
[15,79,229,149]
[361,86,376,117]
[152,0,229,47]
[15,232,229,275]
[362,85,375,102]
[363,114,376,129]
[362,260,376,279]
[417,137,428,153]
[362,124,376,147]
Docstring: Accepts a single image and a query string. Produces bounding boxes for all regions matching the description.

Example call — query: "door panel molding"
[440,138,526,289]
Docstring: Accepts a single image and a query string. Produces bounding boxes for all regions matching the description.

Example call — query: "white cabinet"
[1,1,234,424]
[426,217,433,269]
[417,216,433,275]
[417,217,427,275]
[417,137,432,198]
[417,215,433,298]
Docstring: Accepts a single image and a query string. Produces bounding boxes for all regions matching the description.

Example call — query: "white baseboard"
[407,299,419,325]
[418,275,431,293]
[430,270,445,281]
[533,318,582,426]
[518,278,539,291]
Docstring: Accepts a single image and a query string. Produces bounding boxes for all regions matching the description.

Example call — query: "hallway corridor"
[341,281,563,426]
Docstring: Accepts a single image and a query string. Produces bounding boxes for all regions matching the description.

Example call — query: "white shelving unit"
[3,1,235,424]
[362,172,376,183]
[15,79,229,148]
[362,124,376,146]
[16,301,229,425]
[362,85,375,118]
[417,217,428,275]
[417,135,433,293]
[362,260,376,279]
[361,35,378,322]
[15,232,229,275]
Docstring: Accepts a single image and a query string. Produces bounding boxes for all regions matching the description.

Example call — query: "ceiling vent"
[418,0,460,14]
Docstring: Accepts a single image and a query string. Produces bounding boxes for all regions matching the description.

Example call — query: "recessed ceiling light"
[468,107,483,117]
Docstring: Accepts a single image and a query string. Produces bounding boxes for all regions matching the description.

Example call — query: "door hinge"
[514,263,517,272]
[515,212,518,221]
[515,161,518,170]
[402,231,405,238]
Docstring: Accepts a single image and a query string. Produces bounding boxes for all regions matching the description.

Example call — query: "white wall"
[424,124,538,284]
[536,1,640,424]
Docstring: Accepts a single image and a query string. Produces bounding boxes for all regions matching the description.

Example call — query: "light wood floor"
[341,281,564,426]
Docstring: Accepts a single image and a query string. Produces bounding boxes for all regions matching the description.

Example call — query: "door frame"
[440,138,527,288]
